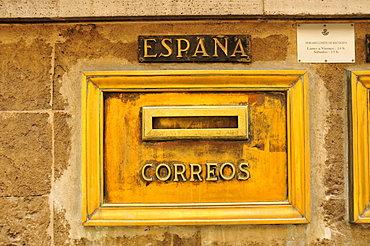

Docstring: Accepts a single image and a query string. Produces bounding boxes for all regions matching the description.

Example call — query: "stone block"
[0,196,51,245]
[0,113,52,196]
[54,112,71,181]
[53,24,128,110]
[264,0,370,15]
[0,38,52,111]
[0,0,264,18]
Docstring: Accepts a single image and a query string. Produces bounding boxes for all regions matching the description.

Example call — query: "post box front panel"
[82,70,309,225]
[104,91,287,204]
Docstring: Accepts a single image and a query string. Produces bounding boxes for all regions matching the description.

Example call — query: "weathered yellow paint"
[82,70,310,226]
[349,71,370,223]
[105,91,286,203]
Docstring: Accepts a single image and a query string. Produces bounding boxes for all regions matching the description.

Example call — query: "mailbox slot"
[142,105,249,141]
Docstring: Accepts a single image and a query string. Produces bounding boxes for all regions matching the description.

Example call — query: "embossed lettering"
[143,39,157,58]
[159,38,173,57]
[206,163,218,181]
[213,37,228,57]
[190,163,203,181]
[173,163,187,181]
[237,163,250,180]
[140,162,250,183]
[155,163,171,181]
[192,38,209,57]
[220,162,236,181]
[230,38,248,57]
[176,39,190,57]
[139,35,251,63]
[141,163,154,182]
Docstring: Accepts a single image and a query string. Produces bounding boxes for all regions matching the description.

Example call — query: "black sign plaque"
[138,35,251,63]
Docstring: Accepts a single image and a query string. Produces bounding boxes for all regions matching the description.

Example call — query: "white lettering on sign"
[297,23,355,63]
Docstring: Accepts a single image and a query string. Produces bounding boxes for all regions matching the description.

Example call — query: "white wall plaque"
[297,23,355,63]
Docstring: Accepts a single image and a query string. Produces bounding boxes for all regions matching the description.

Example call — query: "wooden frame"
[82,70,310,226]
[349,71,370,223]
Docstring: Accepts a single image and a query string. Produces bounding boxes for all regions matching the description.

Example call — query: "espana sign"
[138,35,251,63]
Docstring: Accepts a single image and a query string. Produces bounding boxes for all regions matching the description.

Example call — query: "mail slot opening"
[142,105,249,140]
[152,116,238,129]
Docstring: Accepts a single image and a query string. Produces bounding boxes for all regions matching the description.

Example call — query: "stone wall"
[1,20,370,245]
[0,1,369,18]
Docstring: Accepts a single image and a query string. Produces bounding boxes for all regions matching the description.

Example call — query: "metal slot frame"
[142,105,249,141]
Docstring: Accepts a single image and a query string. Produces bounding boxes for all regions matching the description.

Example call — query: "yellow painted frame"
[349,71,370,223]
[82,70,310,226]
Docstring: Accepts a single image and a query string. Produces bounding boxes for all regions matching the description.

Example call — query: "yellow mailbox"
[349,71,370,223]
[82,70,310,226]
